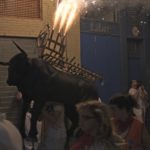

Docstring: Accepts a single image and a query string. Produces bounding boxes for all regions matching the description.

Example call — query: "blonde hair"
[76,100,113,139]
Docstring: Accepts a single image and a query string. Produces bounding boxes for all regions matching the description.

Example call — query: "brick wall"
[0,0,80,61]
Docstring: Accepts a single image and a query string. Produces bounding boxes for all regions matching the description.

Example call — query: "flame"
[64,3,78,35]
[53,0,81,34]
[59,3,71,32]
[53,2,64,29]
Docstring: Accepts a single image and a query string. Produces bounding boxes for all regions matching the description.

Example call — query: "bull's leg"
[28,101,43,141]
[19,100,30,138]
[66,105,78,135]
[65,105,78,148]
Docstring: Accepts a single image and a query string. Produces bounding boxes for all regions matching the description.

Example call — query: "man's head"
[109,94,136,121]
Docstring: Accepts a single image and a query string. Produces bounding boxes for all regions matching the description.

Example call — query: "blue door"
[81,32,121,102]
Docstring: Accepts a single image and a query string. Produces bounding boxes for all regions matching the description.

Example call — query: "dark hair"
[129,80,143,88]
[109,94,136,112]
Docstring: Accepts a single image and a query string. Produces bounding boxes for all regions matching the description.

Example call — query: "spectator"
[145,105,150,135]
[0,113,23,150]
[128,80,144,122]
[109,94,150,150]
[70,100,125,150]
[37,102,67,150]
[15,91,24,133]
[137,83,149,119]
[128,80,139,99]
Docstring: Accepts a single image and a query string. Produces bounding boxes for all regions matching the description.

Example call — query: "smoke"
[54,0,150,27]
[81,0,150,10]
[79,0,150,20]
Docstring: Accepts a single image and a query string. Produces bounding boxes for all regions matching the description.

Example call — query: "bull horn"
[12,41,27,55]
[0,61,9,66]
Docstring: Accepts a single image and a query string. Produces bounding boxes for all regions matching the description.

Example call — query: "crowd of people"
[0,79,150,150]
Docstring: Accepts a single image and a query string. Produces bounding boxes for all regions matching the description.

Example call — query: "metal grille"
[37,25,103,82]
[0,0,41,18]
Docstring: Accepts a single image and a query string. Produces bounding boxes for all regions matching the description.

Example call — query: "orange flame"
[59,3,71,32]
[64,3,78,35]
[53,0,81,34]
[53,2,64,29]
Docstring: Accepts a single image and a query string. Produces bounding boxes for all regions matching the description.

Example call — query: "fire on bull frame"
[0,27,103,141]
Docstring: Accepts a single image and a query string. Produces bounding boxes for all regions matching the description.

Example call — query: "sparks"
[53,0,81,34]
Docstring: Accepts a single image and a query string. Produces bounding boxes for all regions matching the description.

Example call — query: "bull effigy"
[0,34,103,142]
[0,1,103,147]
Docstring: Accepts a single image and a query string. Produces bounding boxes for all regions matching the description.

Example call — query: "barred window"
[0,0,41,19]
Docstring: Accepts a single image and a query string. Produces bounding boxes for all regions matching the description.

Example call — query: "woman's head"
[109,94,136,120]
[76,100,113,138]
[130,80,139,89]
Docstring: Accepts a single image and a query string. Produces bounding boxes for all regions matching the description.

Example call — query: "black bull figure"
[0,42,99,140]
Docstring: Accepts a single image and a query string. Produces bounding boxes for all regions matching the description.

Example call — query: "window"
[0,0,41,18]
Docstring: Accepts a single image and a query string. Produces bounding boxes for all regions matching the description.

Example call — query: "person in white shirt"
[37,102,67,150]
[128,80,149,122]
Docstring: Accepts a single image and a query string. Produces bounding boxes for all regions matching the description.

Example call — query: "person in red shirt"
[109,94,150,150]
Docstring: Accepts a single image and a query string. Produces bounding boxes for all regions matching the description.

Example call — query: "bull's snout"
[7,79,12,85]
[7,80,11,85]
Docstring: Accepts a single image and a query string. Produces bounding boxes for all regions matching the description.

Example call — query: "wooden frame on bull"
[37,24,103,82]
